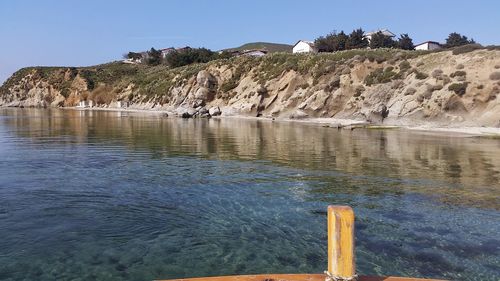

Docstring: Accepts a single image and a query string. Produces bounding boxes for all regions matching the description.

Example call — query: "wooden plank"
[156,274,446,281]
[327,205,355,279]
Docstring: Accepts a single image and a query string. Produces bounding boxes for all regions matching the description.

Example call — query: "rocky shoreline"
[1,49,499,132]
[36,106,496,137]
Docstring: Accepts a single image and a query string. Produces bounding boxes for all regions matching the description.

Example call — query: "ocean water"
[0,108,498,281]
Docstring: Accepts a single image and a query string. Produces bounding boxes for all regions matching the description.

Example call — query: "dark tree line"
[315,28,478,52]
[125,47,233,67]
[445,32,475,48]
[314,28,415,52]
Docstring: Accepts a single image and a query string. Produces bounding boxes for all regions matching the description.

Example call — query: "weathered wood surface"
[327,205,355,278]
[157,274,446,281]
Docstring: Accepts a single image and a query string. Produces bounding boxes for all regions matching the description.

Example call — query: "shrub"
[477,84,484,89]
[354,85,365,97]
[399,61,411,72]
[428,84,443,92]
[299,82,309,89]
[450,70,467,78]
[404,87,417,95]
[416,94,425,102]
[452,44,482,55]
[422,89,433,99]
[431,69,443,78]
[489,72,500,80]
[456,64,464,69]
[415,71,428,80]
[448,82,468,96]
[391,80,404,89]
[364,67,397,86]
[495,65,500,69]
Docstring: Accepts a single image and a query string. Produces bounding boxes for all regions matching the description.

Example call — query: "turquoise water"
[0,108,498,281]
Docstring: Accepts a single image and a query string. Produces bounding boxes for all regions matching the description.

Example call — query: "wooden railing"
[158,206,446,281]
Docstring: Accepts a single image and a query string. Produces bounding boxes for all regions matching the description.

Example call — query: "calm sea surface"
[0,108,499,281]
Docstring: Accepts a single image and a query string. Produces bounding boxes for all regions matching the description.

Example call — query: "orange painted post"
[327,205,356,280]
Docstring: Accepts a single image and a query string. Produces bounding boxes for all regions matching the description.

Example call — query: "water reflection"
[0,108,499,281]
[2,108,499,209]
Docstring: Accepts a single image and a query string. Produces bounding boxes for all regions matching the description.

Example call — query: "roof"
[364,29,396,37]
[231,49,268,56]
[241,49,268,54]
[415,41,442,47]
[293,40,315,48]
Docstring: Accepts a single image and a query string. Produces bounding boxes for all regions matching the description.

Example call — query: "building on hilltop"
[364,29,396,42]
[414,41,442,51]
[160,48,175,58]
[292,40,317,53]
[237,49,268,57]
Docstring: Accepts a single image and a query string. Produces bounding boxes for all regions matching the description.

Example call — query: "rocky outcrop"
[1,48,499,127]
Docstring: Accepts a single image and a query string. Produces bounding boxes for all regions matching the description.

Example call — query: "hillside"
[1,47,500,128]
[224,42,293,53]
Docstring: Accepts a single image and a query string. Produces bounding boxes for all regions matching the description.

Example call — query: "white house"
[364,29,396,42]
[293,40,317,53]
[414,41,442,51]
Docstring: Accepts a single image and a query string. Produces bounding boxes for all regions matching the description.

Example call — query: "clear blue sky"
[1,0,499,83]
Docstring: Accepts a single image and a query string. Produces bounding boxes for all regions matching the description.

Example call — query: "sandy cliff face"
[1,49,500,127]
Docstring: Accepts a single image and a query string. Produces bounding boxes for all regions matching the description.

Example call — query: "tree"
[445,32,475,48]
[315,36,332,52]
[369,31,396,49]
[314,31,348,52]
[164,48,219,68]
[125,52,143,61]
[346,28,368,50]
[397,34,414,50]
[146,48,162,66]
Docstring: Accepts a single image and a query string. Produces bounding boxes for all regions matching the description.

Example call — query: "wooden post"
[327,205,355,279]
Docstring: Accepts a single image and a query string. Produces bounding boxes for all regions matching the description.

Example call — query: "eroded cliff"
[1,48,499,127]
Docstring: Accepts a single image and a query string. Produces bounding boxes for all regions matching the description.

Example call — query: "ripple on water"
[0,108,499,281]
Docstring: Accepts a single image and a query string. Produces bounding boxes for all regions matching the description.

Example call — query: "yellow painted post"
[327,205,355,279]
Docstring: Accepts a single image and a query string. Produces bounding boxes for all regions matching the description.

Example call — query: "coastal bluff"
[1,48,499,127]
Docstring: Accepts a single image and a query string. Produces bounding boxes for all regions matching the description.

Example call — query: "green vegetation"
[364,67,397,86]
[397,34,415,50]
[164,48,221,68]
[346,29,369,49]
[0,48,430,101]
[448,82,469,96]
[315,29,415,52]
[369,32,396,49]
[315,31,350,52]
[224,42,293,53]
[414,71,429,80]
[450,70,467,78]
[445,32,475,48]
[146,48,162,66]
[399,61,411,72]
[451,44,483,55]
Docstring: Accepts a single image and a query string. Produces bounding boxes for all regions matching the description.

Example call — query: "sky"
[1,0,499,83]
